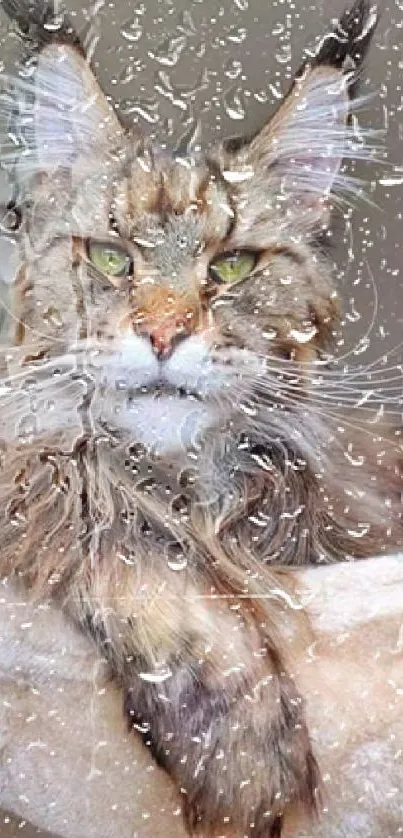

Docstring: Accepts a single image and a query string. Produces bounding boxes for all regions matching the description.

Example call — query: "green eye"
[209,250,257,284]
[87,241,132,278]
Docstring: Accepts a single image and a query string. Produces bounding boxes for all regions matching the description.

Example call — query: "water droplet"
[379,175,403,187]
[121,16,143,43]
[224,58,243,80]
[19,56,37,79]
[117,551,137,566]
[226,26,247,44]
[0,205,21,233]
[254,89,269,104]
[178,9,196,36]
[275,43,292,65]
[6,498,27,526]
[43,306,63,329]
[136,477,157,494]
[344,445,365,466]
[272,21,285,36]
[18,414,37,443]
[280,506,305,520]
[233,0,249,9]
[345,298,361,323]
[223,86,246,121]
[138,667,173,684]
[150,34,187,67]
[239,398,258,416]
[117,62,140,86]
[288,325,318,344]
[269,83,283,101]
[181,70,212,99]
[128,442,147,462]
[133,720,150,734]
[262,327,277,341]
[175,117,201,155]
[248,511,270,528]
[120,97,159,124]
[250,450,273,471]
[346,524,370,538]
[222,167,254,183]
[43,14,65,32]
[167,554,188,572]
[155,70,209,114]
[353,336,370,355]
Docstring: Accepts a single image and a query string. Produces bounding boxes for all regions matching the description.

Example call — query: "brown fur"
[0,2,400,836]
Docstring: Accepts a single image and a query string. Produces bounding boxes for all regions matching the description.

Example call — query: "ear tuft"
[1,0,79,50]
[311,0,378,74]
[221,2,380,227]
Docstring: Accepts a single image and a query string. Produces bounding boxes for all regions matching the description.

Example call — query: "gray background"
[0,0,402,835]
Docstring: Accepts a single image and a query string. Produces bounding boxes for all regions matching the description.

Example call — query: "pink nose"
[142,316,190,360]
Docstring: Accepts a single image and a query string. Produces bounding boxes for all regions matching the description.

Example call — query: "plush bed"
[1,556,402,838]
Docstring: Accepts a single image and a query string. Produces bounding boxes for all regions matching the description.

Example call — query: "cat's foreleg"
[99,585,321,838]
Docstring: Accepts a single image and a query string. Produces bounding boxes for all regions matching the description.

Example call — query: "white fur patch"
[99,334,222,453]
[164,334,224,396]
[110,394,216,455]
[101,333,225,397]
[100,335,160,391]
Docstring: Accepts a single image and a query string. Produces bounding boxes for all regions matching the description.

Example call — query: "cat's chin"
[107,393,217,457]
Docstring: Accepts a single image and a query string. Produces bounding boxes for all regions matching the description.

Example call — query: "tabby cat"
[0,1,401,836]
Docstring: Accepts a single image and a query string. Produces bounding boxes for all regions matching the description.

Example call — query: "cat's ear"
[247,66,353,204]
[224,0,378,225]
[33,43,123,171]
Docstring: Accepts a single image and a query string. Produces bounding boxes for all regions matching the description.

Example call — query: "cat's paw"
[124,659,319,837]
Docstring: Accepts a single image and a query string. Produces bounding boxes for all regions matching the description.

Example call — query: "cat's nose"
[131,286,200,360]
[140,316,191,361]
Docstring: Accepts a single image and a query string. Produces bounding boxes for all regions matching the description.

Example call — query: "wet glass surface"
[0,2,402,837]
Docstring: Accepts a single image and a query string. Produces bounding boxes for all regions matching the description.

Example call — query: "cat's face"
[6,41,370,457]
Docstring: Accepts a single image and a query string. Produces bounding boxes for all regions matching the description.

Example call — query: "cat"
[0,1,401,836]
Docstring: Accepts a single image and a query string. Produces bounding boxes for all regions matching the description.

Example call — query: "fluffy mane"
[0,2,401,837]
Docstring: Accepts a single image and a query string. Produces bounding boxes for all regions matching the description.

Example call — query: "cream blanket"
[1,557,402,838]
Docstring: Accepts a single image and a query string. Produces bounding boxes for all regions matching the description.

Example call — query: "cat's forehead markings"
[133,215,204,284]
[113,154,234,247]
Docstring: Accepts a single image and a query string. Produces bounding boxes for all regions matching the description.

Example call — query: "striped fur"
[0,3,400,837]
